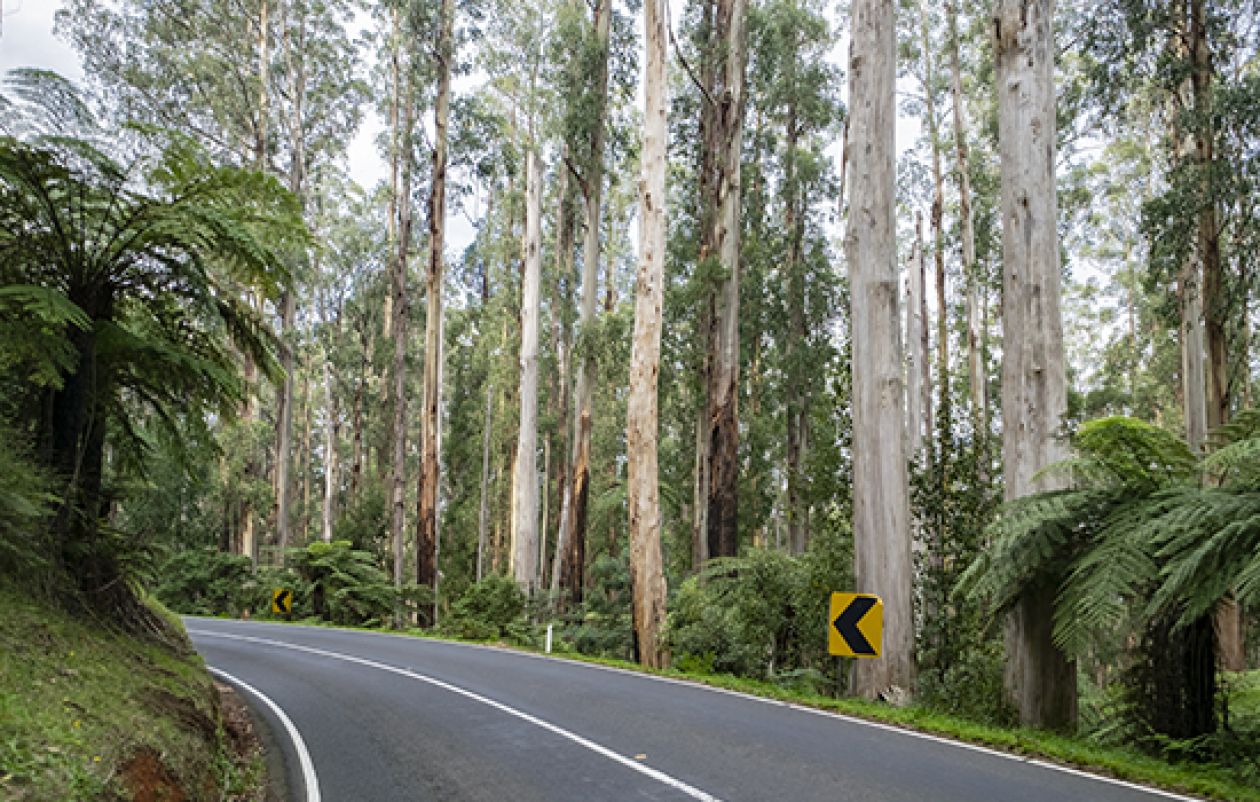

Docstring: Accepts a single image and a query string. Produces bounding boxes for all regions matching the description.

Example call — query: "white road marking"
[190,620,1203,802]
[190,629,720,802]
[208,666,321,802]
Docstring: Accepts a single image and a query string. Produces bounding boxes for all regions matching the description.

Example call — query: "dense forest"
[2,0,1259,776]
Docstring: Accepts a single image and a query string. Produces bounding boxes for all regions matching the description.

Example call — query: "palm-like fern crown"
[961,413,1260,656]
[0,69,306,472]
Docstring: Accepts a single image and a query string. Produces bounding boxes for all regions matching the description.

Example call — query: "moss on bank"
[0,583,263,801]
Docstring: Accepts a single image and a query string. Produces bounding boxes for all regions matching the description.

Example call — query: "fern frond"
[1201,438,1260,488]
[1073,416,1195,489]
[957,489,1106,611]
[1148,489,1260,624]
[1053,498,1158,655]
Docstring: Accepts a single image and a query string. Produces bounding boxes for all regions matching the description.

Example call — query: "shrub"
[669,531,851,681]
[288,541,396,627]
[440,575,526,640]
[153,548,255,616]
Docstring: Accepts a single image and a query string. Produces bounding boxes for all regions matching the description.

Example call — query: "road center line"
[207,666,321,802]
[190,629,721,802]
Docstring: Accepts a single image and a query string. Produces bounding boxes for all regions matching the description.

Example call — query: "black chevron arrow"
[832,596,877,656]
[276,589,292,613]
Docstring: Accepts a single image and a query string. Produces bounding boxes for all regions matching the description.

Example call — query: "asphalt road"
[187,618,1194,802]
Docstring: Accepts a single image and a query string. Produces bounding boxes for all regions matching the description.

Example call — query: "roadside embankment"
[0,584,267,801]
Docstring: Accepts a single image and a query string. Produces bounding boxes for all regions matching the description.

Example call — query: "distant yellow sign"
[272,588,293,616]
[828,592,882,658]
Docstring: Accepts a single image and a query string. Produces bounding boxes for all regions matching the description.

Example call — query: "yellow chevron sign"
[828,592,882,658]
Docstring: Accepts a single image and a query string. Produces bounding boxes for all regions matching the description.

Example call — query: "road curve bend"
[187,618,1196,802]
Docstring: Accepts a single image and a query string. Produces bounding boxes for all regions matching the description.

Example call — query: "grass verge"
[0,584,265,801]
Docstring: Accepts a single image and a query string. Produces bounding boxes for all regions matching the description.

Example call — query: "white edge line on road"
[191,629,720,802]
[188,620,1202,802]
[207,665,321,802]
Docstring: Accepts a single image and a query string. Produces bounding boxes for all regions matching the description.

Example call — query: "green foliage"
[440,575,526,641]
[152,548,255,617]
[561,553,635,659]
[0,586,261,801]
[913,413,1007,723]
[963,414,1260,745]
[0,427,57,586]
[0,70,303,618]
[332,483,389,560]
[288,541,397,627]
[670,528,851,682]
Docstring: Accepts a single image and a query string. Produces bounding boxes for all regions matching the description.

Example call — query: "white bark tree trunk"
[627,0,670,669]
[512,149,543,595]
[948,0,984,423]
[387,8,414,605]
[907,214,927,460]
[418,0,452,620]
[994,0,1076,730]
[847,0,915,700]
[321,352,337,544]
[477,382,494,582]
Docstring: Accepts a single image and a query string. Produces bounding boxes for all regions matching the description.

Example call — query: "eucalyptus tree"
[946,0,983,423]
[416,0,455,624]
[550,0,614,605]
[695,0,750,561]
[626,0,670,669]
[744,0,842,554]
[993,0,1075,730]
[1078,0,1260,672]
[846,0,915,699]
[478,0,558,594]
[371,0,424,599]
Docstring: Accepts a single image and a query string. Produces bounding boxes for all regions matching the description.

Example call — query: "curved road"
[188,618,1195,802]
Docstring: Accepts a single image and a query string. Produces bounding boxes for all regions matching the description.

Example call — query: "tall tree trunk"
[300,365,312,541]
[512,149,543,595]
[702,0,748,561]
[273,0,310,557]
[784,95,810,556]
[548,168,576,603]
[947,0,984,425]
[907,214,927,460]
[321,351,337,543]
[994,0,1076,731]
[692,0,717,573]
[691,402,710,570]
[274,293,296,551]
[1182,0,1245,674]
[558,0,611,605]
[417,0,453,624]
[349,333,367,501]
[1181,271,1209,452]
[477,381,494,582]
[387,12,414,605]
[847,0,915,700]
[919,0,948,427]
[238,0,270,563]
[627,0,670,669]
